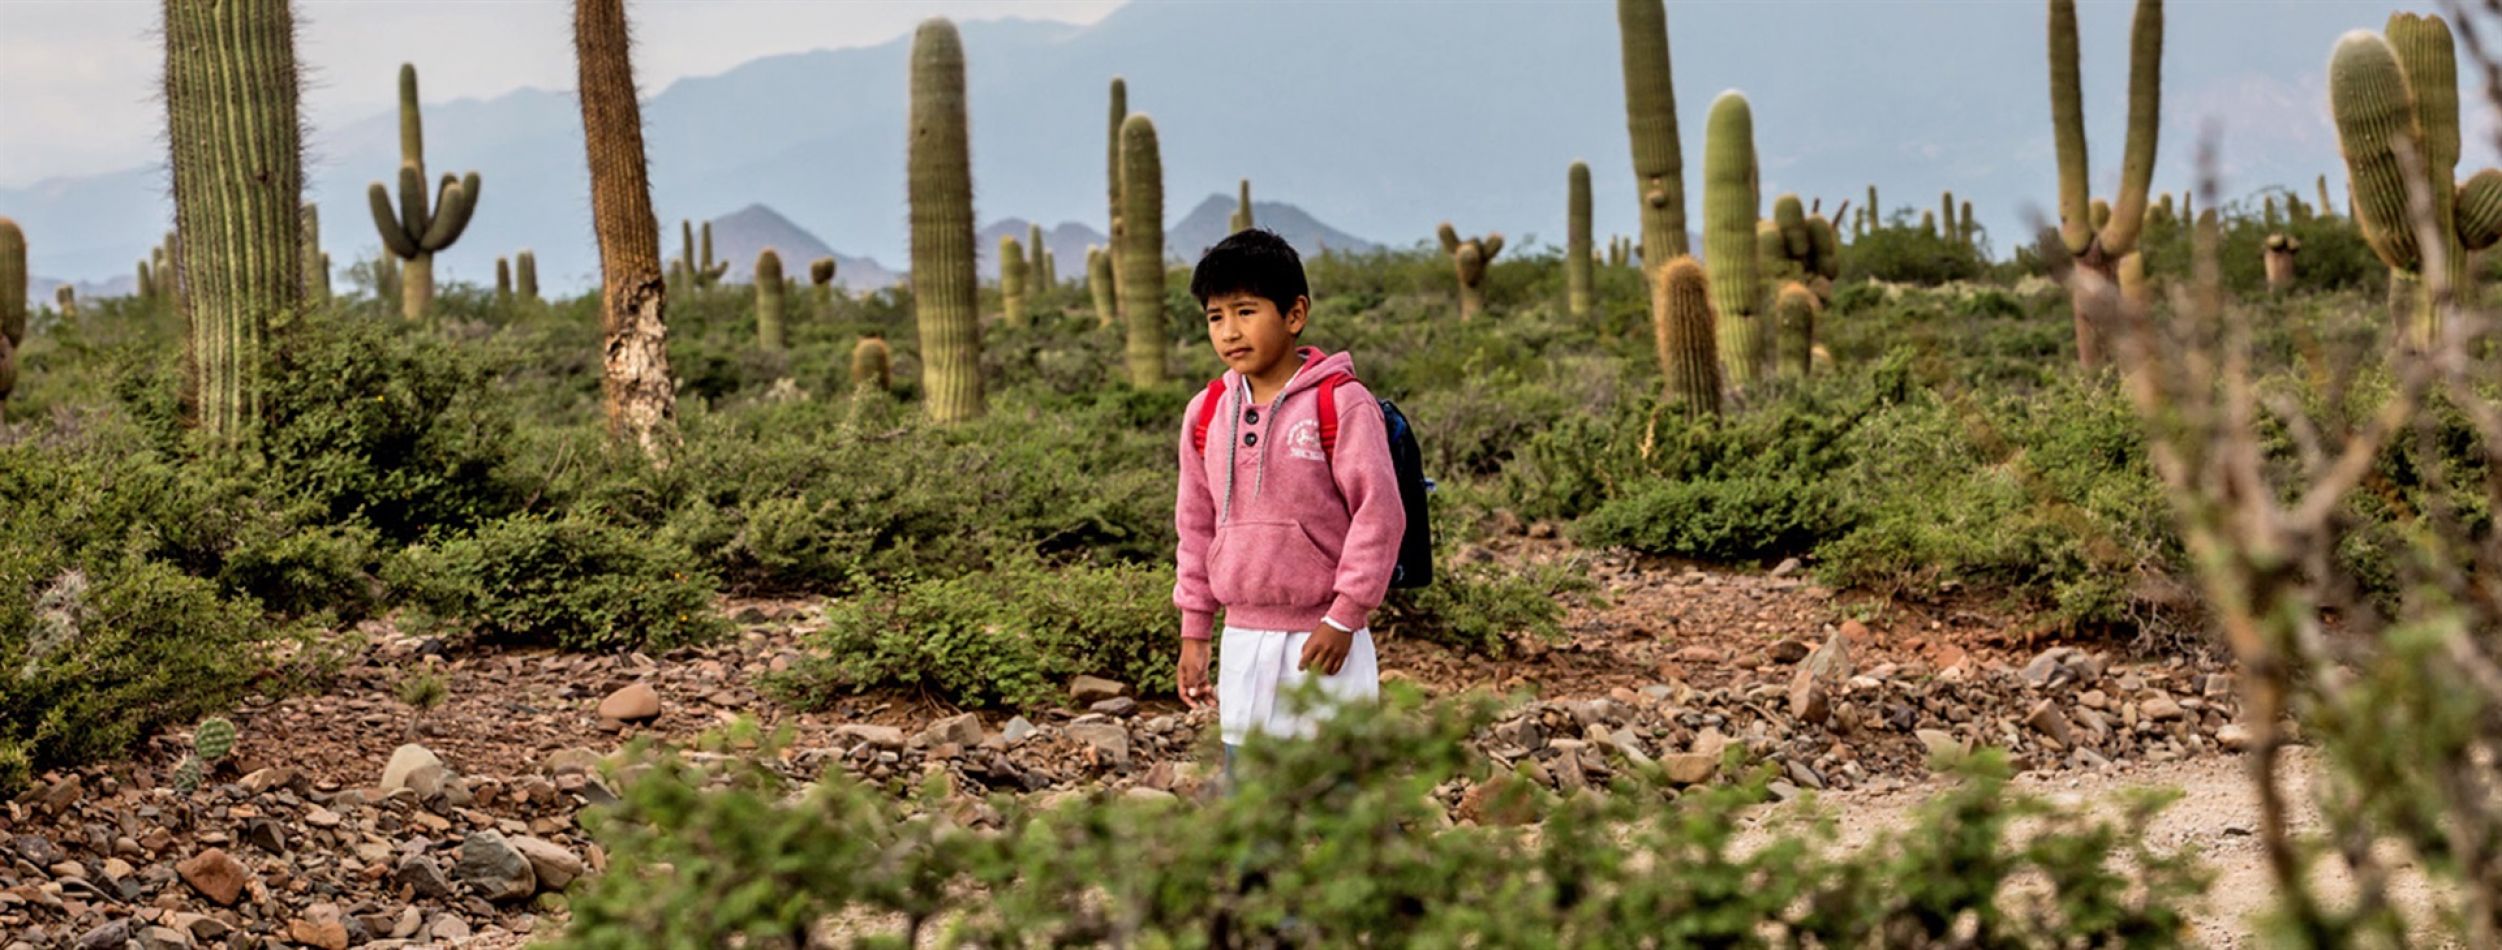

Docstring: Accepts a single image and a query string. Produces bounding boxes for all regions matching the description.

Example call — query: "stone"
[175,848,250,906]
[2139,694,2185,722]
[834,724,905,749]
[426,914,472,943]
[457,831,538,902]
[1001,716,1038,744]
[2216,722,2253,752]
[396,854,454,899]
[1915,729,1962,761]
[1065,722,1130,767]
[1070,675,1129,705]
[136,925,193,950]
[243,818,288,854]
[1838,619,1872,644]
[1457,773,1537,826]
[543,748,603,777]
[38,775,82,815]
[75,919,132,950]
[1787,679,1830,725]
[2024,701,2073,748]
[509,835,584,890]
[290,903,350,950]
[304,805,342,829]
[1660,753,1719,785]
[1788,631,1851,724]
[919,713,984,748]
[1769,557,1802,578]
[1766,640,1811,664]
[380,744,445,792]
[597,682,662,724]
[1089,696,1140,717]
[2020,648,2074,688]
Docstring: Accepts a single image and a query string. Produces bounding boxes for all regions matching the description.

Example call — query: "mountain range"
[0,1,2445,299]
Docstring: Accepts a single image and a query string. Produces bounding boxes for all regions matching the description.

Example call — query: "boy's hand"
[1178,639,1216,710]
[1298,623,1353,675]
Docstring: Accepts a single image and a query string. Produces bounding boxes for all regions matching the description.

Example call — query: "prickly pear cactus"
[172,756,204,795]
[195,717,236,763]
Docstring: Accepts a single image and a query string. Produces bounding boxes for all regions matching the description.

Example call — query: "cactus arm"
[2459,168,2502,251]
[369,182,419,259]
[395,163,429,246]
[2096,0,2163,257]
[2333,30,2427,273]
[2048,0,2093,255]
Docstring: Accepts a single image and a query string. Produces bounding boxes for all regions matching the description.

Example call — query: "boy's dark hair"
[1188,228,1309,317]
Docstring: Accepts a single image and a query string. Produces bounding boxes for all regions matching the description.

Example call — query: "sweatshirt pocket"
[1208,520,1334,607]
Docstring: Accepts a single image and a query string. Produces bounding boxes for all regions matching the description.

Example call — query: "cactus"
[1653,256,1720,416]
[1567,161,1594,318]
[1771,281,1818,379]
[495,257,513,302]
[53,286,75,318]
[1086,245,1116,328]
[2332,16,2502,343]
[301,203,328,304]
[1941,191,1957,242]
[1959,200,1976,248]
[374,253,401,303]
[2263,233,2301,293]
[1921,209,1937,236]
[365,63,479,323]
[167,0,303,448]
[1701,91,1764,385]
[1027,222,1048,293]
[195,717,236,763]
[999,234,1029,327]
[2316,174,2335,218]
[2049,0,2162,369]
[137,260,156,301]
[171,756,203,795]
[851,336,892,392]
[910,18,985,421]
[0,222,23,402]
[1106,76,1127,307]
[1042,248,1057,291]
[1118,112,1167,387]
[755,248,786,351]
[809,257,837,311]
[1617,0,1687,276]
[515,250,538,301]
[576,0,681,460]
[1761,193,1840,301]
[1231,179,1254,233]
[1436,222,1505,321]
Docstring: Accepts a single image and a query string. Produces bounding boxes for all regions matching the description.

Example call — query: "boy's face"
[1204,290,1308,378]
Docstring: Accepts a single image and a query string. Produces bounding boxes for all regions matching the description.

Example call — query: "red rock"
[175,848,250,906]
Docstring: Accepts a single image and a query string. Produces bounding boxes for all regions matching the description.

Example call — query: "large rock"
[1916,729,1962,761]
[456,831,538,902]
[1788,631,1851,724]
[834,723,905,749]
[1065,722,1130,767]
[395,854,454,899]
[175,848,249,906]
[380,744,444,792]
[288,903,349,950]
[508,835,585,890]
[598,682,663,724]
[2024,700,2073,748]
[1070,675,1129,705]
[2139,693,2185,722]
[919,713,983,749]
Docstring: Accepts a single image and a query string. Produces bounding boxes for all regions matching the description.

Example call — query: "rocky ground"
[1,539,2256,948]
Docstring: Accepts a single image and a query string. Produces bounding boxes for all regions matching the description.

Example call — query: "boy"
[1173,228,1406,772]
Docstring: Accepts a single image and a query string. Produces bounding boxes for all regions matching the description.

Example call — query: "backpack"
[1193,374,1434,589]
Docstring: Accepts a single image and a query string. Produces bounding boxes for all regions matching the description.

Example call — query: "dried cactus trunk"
[1087,245,1115,328]
[999,234,1029,327]
[165,0,304,450]
[1437,222,1505,321]
[1771,281,1818,379]
[1231,179,1254,233]
[365,63,479,323]
[1617,0,1686,278]
[2048,0,2162,369]
[1653,256,1720,416]
[1567,161,1594,318]
[910,18,985,420]
[1702,91,1763,386]
[755,248,785,351]
[516,250,538,300]
[1118,112,1167,388]
[575,0,679,461]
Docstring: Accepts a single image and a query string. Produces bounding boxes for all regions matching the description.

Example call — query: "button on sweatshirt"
[1173,347,1407,642]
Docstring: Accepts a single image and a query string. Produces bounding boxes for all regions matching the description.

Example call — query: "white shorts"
[1216,624,1380,746]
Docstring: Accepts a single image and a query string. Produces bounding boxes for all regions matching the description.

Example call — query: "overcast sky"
[0,0,1125,187]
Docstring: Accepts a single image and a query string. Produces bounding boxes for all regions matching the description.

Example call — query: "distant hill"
[1169,194,1381,263]
[702,204,899,292]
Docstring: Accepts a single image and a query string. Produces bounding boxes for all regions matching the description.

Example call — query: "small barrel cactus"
[195,717,237,762]
[1771,281,1819,379]
[1653,256,1721,417]
[999,234,1029,326]
[852,336,892,392]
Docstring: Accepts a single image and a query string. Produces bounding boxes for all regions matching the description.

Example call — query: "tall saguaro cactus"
[1702,91,1764,387]
[1118,113,1167,388]
[755,248,785,351]
[2048,0,2162,369]
[1654,257,1721,416]
[1086,245,1115,328]
[1106,77,1128,308]
[1231,179,1254,233]
[515,250,538,300]
[0,218,24,414]
[2331,15,2502,344]
[575,0,679,460]
[910,18,984,421]
[1617,0,1687,278]
[166,0,304,449]
[1027,223,1048,291]
[999,234,1030,327]
[366,63,480,323]
[1567,161,1594,318]
[1437,222,1505,321]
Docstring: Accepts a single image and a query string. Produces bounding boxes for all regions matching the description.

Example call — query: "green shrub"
[385,512,725,652]
[1577,474,1857,562]
[557,690,2205,948]
[1838,223,1988,285]
[773,556,1175,710]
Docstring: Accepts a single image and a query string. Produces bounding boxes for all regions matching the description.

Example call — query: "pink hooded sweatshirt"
[1174,347,1407,642]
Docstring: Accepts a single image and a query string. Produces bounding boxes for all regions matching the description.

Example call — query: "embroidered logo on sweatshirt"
[1287,419,1325,461]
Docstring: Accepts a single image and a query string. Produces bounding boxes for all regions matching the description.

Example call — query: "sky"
[0,0,1126,188]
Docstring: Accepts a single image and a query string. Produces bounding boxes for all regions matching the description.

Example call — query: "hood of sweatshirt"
[1221,346,1357,404]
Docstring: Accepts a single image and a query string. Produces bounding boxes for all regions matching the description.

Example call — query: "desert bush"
[557,689,2204,948]
[1838,222,1988,286]
[384,512,725,652]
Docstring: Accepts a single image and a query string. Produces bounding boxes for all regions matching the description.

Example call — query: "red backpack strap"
[1314,373,1353,461]
[1190,379,1226,455]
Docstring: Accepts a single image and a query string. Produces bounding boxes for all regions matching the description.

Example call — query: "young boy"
[1173,228,1406,770]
